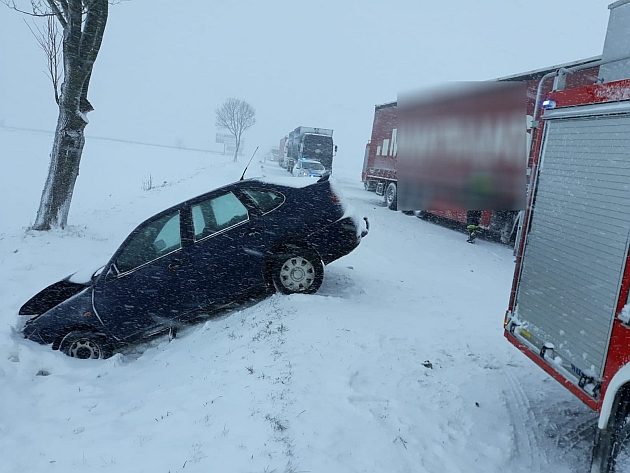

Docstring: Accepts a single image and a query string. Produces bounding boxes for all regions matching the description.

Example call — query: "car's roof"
[132,174,328,231]
[298,159,322,164]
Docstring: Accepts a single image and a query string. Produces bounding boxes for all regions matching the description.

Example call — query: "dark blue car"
[20,176,368,359]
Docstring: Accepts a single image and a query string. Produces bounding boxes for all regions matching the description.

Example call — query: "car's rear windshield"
[303,161,324,170]
[242,189,285,213]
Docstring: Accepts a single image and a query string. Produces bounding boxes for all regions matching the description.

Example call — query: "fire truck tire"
[590,386,630,473]
[385,182,397,210]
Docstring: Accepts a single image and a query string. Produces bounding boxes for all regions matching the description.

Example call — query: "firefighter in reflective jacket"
[466,210,482,243]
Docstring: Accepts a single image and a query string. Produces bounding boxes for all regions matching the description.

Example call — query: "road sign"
[216,133,235,144]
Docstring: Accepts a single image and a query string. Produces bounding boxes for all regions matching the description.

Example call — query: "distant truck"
[279,136,288,168]
[284,126,334,173]
[362,59,599,244]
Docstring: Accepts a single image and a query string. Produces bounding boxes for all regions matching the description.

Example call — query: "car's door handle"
[168,259,183,272]
[247,229,262,236]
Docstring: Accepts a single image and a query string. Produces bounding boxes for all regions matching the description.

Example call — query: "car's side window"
[116,211,181,273]
[242,189,285,214]
[192,191,249,240]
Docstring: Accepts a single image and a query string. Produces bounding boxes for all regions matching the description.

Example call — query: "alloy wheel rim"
[279,256,315,291]
[69,339,102,359]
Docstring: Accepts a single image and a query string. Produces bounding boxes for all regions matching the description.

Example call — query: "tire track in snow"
[254,295,297,470]
[543,405,596,472]
[555,416,597,452]
[503,370,549,473]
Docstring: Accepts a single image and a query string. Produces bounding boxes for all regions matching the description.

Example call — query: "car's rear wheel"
[272,251,324,295]
[59,331,109,359]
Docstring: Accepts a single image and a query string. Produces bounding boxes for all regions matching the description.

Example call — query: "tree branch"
[45,0,67,27]
[25,16,62,104]
[58,0,68,15]
[80,0,107,64]
[1,0,56,17]
[77,0,107,112]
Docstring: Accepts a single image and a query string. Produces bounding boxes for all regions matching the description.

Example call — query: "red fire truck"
[505,2,630,470]
[362,60,599,243]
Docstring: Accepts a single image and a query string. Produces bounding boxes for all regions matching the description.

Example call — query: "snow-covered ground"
[0,130,605,472]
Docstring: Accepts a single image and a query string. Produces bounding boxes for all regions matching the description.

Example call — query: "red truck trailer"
[505,2,630,470]
[362,60,599,243]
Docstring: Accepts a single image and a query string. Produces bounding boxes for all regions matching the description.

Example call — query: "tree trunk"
[32,0,108,230]
[33,103,87,230]
[233,136,240,162]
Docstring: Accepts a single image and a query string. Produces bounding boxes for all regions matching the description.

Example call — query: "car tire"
[272,250,324,295]
[59,331,110,359]
[385,182,397,210]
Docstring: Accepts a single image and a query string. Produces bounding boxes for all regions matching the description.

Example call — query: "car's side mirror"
[106,264,120,280]
[91,265,105,283]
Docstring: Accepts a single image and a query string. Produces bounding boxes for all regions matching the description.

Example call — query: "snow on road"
[0,135,601,472]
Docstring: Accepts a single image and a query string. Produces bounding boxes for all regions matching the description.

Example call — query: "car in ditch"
[20,175,368,359]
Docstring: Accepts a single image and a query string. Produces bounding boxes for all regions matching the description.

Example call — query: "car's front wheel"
[59,331,110,359]
[272,251,324,295]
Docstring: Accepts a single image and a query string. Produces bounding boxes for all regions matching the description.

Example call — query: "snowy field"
[0,129,607,473]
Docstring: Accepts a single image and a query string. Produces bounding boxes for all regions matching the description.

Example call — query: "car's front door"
[93,209,197,340]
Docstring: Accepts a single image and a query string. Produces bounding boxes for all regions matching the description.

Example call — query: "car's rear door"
[183,189,270,310]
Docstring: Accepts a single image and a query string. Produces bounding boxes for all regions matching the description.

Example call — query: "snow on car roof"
[250,175,320,188]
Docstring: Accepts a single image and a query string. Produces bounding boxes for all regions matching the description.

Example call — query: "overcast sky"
[0,0,614,173]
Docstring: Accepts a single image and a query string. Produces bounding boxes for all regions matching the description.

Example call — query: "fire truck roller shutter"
[516,111,630,382]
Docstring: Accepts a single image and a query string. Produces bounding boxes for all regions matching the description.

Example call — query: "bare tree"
[3,0,109,230]
[26,16,62,104]
[216,98,256,162]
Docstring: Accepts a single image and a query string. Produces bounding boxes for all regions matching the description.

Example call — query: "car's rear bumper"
[309,216,369,264]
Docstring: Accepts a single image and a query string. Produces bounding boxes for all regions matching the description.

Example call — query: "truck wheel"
[272,251,323,295]
[385,182,397,210]
[591,388,630,473]
[499,221,513,245]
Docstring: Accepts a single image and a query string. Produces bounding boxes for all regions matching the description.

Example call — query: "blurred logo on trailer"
[397,82,527,212]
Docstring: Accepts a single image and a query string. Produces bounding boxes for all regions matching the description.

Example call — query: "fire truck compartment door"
[516,112,630,380]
